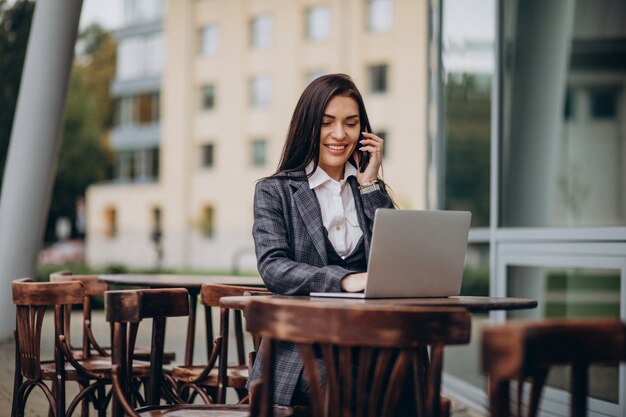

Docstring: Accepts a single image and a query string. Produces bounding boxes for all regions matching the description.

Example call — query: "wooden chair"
[245,297,472,417]
[49,271,176,364]
[481,319,626,417]
[171,283,270,404]
[106,287,257,417]
[11,278,116,417]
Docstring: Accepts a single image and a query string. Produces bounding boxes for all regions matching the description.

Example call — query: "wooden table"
[219,294,538,313]
[99,274,264,366]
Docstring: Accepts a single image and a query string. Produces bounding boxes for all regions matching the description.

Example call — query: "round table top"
[219,294,538,312]
[98,274,265,289]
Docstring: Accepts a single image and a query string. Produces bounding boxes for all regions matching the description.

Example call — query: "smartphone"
[358,134,369,173]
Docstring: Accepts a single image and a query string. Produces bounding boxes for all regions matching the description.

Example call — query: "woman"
[248,73,394,405]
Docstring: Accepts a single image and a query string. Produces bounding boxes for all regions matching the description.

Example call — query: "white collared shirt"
[306,162,363,258]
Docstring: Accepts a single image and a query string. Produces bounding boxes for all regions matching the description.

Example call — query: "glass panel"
[201,144,214,168]
[368,64,388,93]
[507,266,621,403]
[117,34,163,80]
[201,85,216,110]
[251,140,268,167]
[306,5,331,41]
[367,0,394,33]
[251,15,273,49]
[145,33,163,76]
[501,0,626,228]
[117,37,143,79]
[443,243,490,389]
[442,0,493,227]
[200,24,219,56]
[250,76,272,108]
[124,0,163,24]
[443,73,491,226]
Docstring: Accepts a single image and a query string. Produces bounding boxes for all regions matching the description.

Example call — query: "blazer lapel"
[291,177,328,265]
[348,176,370,263]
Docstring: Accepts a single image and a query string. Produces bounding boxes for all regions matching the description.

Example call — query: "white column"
[0,0,83,339]
[504,0,575,227]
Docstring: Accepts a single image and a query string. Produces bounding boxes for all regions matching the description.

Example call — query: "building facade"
[87,0,430,272]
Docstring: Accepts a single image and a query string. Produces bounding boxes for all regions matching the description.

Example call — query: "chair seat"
[172,365,249,389]
[40,358,151,379]
[69,347,176,364]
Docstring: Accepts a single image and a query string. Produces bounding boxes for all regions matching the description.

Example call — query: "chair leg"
[12,333,23,417]
[97,384,107,417]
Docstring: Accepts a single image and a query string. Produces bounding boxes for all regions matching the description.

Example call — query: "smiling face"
[318,95,361,181]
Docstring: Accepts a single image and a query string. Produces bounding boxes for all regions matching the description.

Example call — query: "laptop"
[310,209,471,299]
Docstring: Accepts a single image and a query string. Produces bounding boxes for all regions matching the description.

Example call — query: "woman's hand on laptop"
[341,273,367,292]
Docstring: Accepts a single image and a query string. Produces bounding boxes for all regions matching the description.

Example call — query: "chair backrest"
[200,283,269,307]
[106,288,189,413]
[200,283,270,403]
[245,298,471,417]
[12,277,84,380]
[481,319,626,417]
[50,271,109,357]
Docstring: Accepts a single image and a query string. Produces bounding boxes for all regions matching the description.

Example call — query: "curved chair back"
[482,319,626,417]
[50,272,109,357]
[106,288,189,415]
[12,277,84,417]
[246,298,471,417]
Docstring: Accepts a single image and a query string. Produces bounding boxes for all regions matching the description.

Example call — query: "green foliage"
[44,24,115,242]
[0,0,34,187]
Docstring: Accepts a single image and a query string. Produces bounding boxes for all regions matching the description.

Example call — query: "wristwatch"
[359,180,380,194]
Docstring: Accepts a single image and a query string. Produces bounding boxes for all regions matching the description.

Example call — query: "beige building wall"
[86,184,164,269]
[87,0,429,272]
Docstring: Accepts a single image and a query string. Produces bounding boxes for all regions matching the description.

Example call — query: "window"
[200,24,219,56]
[250,76,272,108]
[368,64,388,93]
[200,205,215,237]
[200,144,214,168]
[147,147,160,179]
[367,0,394,33]
[124,0,164,24]
[114,148,159,182]
[114,94,160,127]
[104,207,117,238]
[251,139,268,167]
[306,5,331,41]
[137,93,160,125]
[114,97,134,126]
[201,84,216,110]
[443,73,491,227]
[117,33,163,80]
[250,15,273,49]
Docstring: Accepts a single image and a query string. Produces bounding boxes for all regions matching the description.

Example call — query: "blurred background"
[0,0,624,414]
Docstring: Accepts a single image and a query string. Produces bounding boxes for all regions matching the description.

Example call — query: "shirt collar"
[306,161,357,190]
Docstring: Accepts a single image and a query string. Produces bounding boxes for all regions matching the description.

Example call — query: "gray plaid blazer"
[247,170,393,405]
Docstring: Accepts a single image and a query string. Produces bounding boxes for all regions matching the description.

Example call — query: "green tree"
[44,24,115,242]
[0,0,34,188]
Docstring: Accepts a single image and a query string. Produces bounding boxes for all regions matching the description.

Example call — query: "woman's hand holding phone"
[354,131,384,185]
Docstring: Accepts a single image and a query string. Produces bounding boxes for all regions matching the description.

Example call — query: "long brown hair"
[274,74,372,177]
